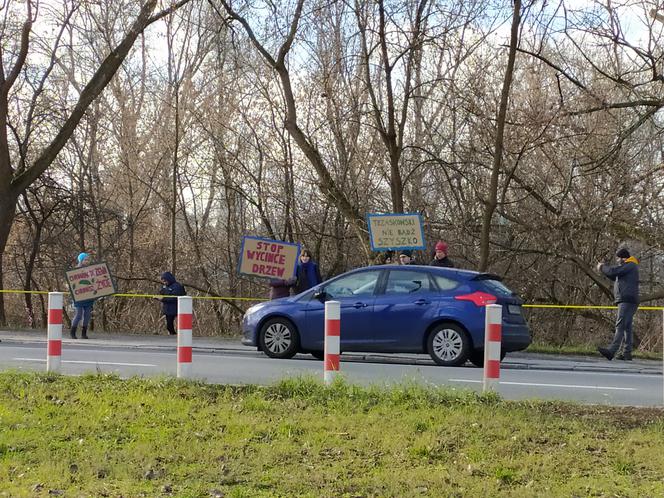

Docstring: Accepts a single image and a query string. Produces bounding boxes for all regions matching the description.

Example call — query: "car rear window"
[480,279,514,297]
[432,274,459,291]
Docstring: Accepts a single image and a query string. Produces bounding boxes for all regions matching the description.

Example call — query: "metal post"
[483,304,502,392]
[177,296,193,378]
[324,301,341,385]
[47,292,64,373]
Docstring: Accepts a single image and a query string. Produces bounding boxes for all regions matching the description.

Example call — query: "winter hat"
[435,241,448,253]
[399,250,412,257]
[161,271,176,285]
[77,252,89,264]
[615,248,630,259]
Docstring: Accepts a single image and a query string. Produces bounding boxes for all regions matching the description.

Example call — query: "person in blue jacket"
[156,272,186,335]
[597,247,640,361]
[293,249,322,294]
[70,252,95,339]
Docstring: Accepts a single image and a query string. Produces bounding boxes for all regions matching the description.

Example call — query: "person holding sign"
[430,240,455,268]
[269,278,295,299]
[70,252,95,339]
[398,250,415,265]
[293,249,322,294]
[156,272,187,335]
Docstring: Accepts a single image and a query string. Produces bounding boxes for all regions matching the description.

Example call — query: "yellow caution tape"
[113,293,266,302]
[0,289,661,308]
[0,289,49,295]
[523,304,664,310]
[0,289,266,301]
[523,304,614,309]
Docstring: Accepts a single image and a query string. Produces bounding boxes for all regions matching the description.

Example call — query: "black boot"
[81,326,88,340]
[598,347,613,361]
[70,327,77,339]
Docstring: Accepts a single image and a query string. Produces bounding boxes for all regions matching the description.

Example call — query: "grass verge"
[0,372,663,497]
[527,342,661,360]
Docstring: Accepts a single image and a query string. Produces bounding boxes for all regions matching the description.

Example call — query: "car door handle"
[414,299,430,305]
[353,302,368,308]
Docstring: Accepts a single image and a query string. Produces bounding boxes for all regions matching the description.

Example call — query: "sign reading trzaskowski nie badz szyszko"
[367,213,426,251]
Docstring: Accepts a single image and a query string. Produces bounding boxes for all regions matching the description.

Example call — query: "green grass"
[527,342,662,360]
[1,373,663,497]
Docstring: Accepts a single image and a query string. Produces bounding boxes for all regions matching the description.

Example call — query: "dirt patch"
[533,402,664,429]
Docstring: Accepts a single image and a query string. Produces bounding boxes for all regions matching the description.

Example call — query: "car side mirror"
[313,288,327,301]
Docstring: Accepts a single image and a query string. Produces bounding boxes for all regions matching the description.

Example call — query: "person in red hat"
[430,240,454,268]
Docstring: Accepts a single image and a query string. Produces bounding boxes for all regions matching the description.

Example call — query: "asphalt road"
[1,331,662,407]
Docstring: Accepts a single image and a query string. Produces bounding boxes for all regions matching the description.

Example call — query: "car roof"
[350,264,496,281]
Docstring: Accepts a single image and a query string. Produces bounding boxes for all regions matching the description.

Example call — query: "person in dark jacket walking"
[597,247,639,361]
[293,249,322,294]
[156,272,186,335]
[70,252,95,339]
[430,240,454,268]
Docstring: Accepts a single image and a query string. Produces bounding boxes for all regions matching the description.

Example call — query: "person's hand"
[596,262,603,272]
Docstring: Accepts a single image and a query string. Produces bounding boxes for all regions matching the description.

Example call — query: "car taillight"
[454,291,497,306]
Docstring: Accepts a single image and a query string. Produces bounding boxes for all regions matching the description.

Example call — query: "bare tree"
[478,0,522,271]
[0,0,193,324]
[210,0,371,256]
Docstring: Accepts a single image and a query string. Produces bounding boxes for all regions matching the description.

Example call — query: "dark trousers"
[609,302,638,355]
[165,314,177,335]
[72,306,92,328]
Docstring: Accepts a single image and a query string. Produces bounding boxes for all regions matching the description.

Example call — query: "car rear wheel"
[259,318,299,359]
[427,323,471,366]
[468,350,507,368]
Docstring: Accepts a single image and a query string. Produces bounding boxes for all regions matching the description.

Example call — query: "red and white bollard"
[483,303,502,392]
[177,296,193,378]
[324,300,341,385]
[47,292,64,373]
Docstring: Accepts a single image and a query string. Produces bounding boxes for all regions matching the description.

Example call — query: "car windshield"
[324,271,381,298]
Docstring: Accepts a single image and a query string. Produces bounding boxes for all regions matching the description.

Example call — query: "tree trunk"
[0,190,18,325]
[478,0,521,272]
[171,89,180,273]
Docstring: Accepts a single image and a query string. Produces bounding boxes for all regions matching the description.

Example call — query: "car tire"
[468,349,507,368]
[427,323,471,366]
[310,351,325,361]
[259,318,299,359]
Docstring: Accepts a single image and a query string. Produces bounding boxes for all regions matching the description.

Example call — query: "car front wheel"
[427,323,471,366]
[259,318,299,359]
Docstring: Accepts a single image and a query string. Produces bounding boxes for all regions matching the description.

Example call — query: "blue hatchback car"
[242,265,531,367]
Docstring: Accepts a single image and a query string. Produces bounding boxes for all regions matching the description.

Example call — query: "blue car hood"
[246,296,298,315]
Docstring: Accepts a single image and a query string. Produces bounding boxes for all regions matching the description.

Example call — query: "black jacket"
[430,256,454,268]
[160,272,186,315]
[600,257,639,304]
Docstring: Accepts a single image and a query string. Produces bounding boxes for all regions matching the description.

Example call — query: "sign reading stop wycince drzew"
[238,236,300,279]
[66,262,116,303]
[367,213,426,251]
